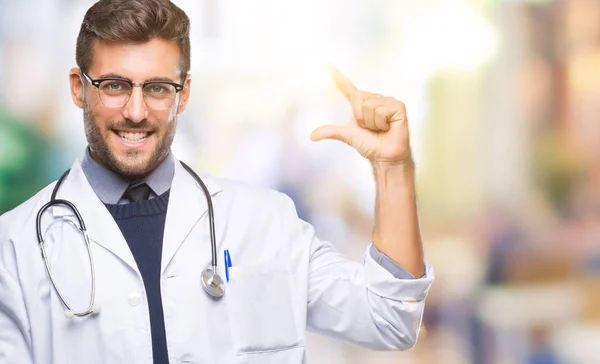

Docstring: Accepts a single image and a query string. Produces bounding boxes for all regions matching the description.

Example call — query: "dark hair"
[76,0,191,75]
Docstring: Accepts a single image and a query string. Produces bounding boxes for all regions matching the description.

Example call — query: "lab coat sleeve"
[0,215,34,364]
[369,244,416,279]
[296,205,434,350]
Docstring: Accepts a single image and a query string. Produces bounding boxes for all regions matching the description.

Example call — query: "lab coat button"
[180,354,194,363]
[128,292,143,306]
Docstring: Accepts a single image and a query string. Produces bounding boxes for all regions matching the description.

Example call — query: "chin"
[121,163,154,179]
[110,154,154,179]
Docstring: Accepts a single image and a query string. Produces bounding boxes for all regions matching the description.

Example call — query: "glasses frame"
[80,69,185,110]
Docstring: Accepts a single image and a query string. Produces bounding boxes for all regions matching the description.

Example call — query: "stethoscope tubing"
[36,160,221,317]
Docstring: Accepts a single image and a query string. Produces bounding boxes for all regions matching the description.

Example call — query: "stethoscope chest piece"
[201,268,225,299]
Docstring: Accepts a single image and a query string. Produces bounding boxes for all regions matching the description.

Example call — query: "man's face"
[69,38,191,179]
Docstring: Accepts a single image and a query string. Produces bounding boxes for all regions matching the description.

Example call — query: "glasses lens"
[98,80,132,108]
[143,83,177,110]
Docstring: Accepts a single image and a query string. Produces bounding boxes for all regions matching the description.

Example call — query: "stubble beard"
[82,101,177,179]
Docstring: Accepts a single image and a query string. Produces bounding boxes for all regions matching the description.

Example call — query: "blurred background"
[1,0,600,362]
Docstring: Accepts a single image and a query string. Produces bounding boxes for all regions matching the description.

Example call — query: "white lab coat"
[0,158,434,364]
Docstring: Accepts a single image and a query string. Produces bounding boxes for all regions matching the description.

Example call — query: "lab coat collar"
[161,158,222,273]
[50,158,222,276]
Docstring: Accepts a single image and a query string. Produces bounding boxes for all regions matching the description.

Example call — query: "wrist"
[372,157,415,184]
[371,153,415,169]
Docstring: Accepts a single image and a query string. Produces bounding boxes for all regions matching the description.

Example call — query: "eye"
[147,84,167,94]
[99,80,130,94]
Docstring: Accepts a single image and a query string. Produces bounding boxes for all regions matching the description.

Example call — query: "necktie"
[123,183,152,202]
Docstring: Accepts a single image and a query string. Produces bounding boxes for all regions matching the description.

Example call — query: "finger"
[388,99,407,122]
[361,92,384,99]
[310,124,352,144]
[350,91,365,127]
[355,92,384,127]
[362,98,380,131]
[327,64,358,101]
[374,104,398,131]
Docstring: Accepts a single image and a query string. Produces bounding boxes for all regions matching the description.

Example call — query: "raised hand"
[311,65,412,166]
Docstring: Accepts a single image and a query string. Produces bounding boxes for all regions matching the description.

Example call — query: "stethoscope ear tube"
[37,169,73,243]
[179,162,217,269]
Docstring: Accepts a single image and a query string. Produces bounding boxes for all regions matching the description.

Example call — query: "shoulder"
[210,176,298,216]
[0,181,57,243]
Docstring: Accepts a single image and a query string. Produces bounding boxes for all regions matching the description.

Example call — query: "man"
[0,0,434,363]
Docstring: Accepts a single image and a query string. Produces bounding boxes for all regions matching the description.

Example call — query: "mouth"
[112,129,155,146]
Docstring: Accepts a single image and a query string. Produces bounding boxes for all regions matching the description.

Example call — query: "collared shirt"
[80,147,414,279]
[81,148,174,205]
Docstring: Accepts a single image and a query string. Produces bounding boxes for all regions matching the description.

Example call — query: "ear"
[69,68,85,109]
[177,75,192,114]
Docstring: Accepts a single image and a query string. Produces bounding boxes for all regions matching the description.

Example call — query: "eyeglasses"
[80,70,185,110]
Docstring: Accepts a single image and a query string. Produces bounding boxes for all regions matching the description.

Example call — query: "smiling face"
[69,38,191,179]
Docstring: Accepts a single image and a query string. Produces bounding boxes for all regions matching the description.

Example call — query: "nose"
[122,86,148,123]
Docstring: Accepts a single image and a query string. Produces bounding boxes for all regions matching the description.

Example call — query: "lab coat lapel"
[50,159,139,274]
[161,159,222,274]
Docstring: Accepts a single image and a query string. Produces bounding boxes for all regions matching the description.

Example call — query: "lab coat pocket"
[225,264,301,355]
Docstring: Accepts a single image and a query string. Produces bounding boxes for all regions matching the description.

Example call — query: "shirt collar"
[81,147,175,204]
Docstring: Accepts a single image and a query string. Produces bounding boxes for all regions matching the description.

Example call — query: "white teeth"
[118,131,148,142]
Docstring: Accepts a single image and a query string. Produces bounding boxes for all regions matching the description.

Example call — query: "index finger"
[327,63,358,100]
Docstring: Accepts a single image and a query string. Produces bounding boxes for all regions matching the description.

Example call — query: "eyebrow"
[96,73,179,83]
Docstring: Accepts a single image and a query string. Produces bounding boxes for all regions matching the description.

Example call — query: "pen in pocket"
[224,249,232,282]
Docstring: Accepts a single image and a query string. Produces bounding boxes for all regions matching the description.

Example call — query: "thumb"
[310,124,351,143]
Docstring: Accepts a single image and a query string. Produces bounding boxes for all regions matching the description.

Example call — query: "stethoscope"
[35,161,225,319]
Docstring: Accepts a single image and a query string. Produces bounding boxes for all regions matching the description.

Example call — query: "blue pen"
[224,250,232,282]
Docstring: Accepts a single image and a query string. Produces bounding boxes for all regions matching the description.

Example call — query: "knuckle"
[351,91,363,103]
[397,100,407,111]
[364,91,383,98]
[363,98,378,110]
[374,108,386,117]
